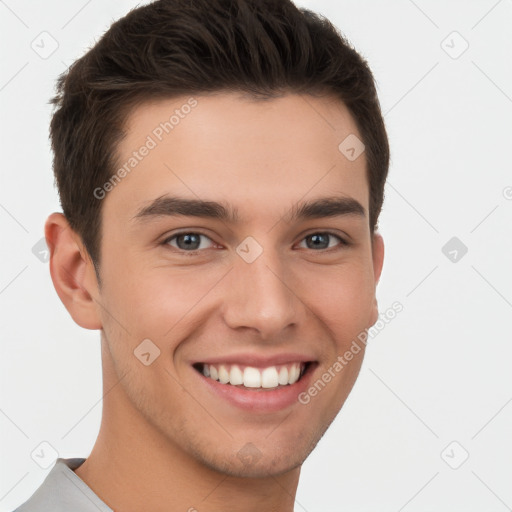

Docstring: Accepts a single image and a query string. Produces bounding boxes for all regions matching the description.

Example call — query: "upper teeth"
[202,363,304,388]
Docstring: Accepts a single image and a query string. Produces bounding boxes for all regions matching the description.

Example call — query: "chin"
[206,451,305,479]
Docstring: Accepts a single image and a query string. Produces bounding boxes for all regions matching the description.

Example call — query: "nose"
[221,246,303,340]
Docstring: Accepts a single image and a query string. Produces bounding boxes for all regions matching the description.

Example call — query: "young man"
[15,0,388,510]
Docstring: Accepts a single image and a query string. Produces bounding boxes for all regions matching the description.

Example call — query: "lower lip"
[194,363,317,413]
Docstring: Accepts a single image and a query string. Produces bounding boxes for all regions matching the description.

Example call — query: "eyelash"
[161,230,350,255]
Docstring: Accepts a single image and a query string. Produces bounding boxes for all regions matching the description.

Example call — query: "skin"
[46,92,384,512]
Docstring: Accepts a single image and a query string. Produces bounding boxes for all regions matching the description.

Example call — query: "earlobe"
[45,212,102,330]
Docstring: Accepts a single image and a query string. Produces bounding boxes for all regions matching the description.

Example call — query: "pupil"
[178,233,200,250]
[309,233,328,249]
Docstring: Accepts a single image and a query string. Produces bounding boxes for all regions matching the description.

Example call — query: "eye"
[162,230,349,255]
[297,232,348,251]
[163,232,216,252]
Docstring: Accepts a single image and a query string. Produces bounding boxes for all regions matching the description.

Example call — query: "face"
[93,92,383,477]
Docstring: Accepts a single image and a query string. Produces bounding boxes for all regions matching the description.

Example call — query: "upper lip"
[192,352,316,368]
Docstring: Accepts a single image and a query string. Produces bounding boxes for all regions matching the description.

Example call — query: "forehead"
[108,92,368,224]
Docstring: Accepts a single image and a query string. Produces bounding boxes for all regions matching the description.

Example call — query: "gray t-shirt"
[13,458,113,512]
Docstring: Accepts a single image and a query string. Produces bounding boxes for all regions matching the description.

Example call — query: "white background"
[1,1,511,511]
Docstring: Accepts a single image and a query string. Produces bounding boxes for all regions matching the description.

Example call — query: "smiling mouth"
[193,361,313,390]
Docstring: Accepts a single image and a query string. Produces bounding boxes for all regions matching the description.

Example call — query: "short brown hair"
[49,0,389,270]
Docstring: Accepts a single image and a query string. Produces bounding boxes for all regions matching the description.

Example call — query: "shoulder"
[13,458,112,512]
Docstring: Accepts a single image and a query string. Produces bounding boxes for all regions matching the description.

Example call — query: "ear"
[372,232,385,284]
[369,232,385,326]
[45,212,102,330]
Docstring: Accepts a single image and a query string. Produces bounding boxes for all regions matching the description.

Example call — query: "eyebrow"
[132,195,366,224]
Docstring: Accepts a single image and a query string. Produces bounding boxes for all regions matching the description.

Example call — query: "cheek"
[99,257,225,343]
[299,261,376,336]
